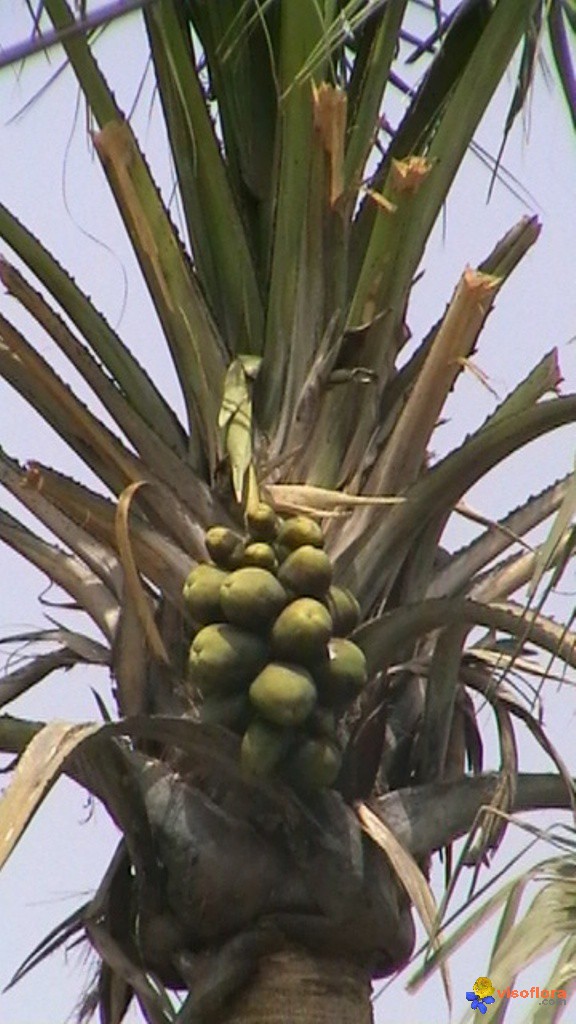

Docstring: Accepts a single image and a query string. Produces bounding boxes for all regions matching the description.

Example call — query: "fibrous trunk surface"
[221,948,373,1024]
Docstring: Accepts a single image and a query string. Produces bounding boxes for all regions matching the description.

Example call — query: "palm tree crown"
[1,2,576,1021]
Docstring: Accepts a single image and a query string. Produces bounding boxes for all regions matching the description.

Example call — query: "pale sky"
[0,4,576,1023]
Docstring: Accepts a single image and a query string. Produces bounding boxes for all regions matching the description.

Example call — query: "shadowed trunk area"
[221,948,373,1024]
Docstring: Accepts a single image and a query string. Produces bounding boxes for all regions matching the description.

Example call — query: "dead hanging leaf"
[391,156,434,194]
[0,721,99,871]
[312,82,347,207]
[267,485,525,539]
[115,482,168,664]
[265,483,405,516]
[356,801,451,1011]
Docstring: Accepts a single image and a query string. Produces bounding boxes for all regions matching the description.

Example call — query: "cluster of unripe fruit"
[182,503,367,790]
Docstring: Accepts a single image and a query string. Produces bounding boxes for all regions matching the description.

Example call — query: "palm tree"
[1,1,576,1022]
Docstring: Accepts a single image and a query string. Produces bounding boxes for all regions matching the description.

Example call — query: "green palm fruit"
[249,662,317,726]
[283,736,342,790]
[240,718,293,777]
[314,637,367,706]
[199,692,250,732]
[276,515,324,550]
[242,542,278,572]
[220,567,288,629]
[324,585,361,636]
[245,502,279,542]
[271,597,333,663]
[188,623,269,695]
[277,544,333,598]
[183,563,228,624]
[204,526,244,569]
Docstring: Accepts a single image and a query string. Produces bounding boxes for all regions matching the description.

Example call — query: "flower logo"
[466,976,496,1014]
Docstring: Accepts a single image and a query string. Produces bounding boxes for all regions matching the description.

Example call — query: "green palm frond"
[409,849,576,1023]
[1,1,576,1020]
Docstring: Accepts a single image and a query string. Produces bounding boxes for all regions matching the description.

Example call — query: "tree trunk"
[221,947,373,1024]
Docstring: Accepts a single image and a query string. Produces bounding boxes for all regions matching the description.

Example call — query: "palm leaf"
[0,212,185,455]
[2,2,576,1021]
[144,0,265,354]
[0,509,120,639]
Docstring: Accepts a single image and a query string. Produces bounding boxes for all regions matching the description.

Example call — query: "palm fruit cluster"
[182,504,367,791]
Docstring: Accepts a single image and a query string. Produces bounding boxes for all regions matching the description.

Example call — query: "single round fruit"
[183,563,228,624]
[249,662,317,726]
[205,526,244,570]
[278,545,333,598]
[271,597,333,663]
[187,623,268,695]
[324,585,361,636]
[314,637,368,706]
[242,542,278,573]
[199,692,250,732]
[277,515,324,551]
[220,567,288,630]
[245,503,279,542]
[240,718,293,777]
[283,737,342,790]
